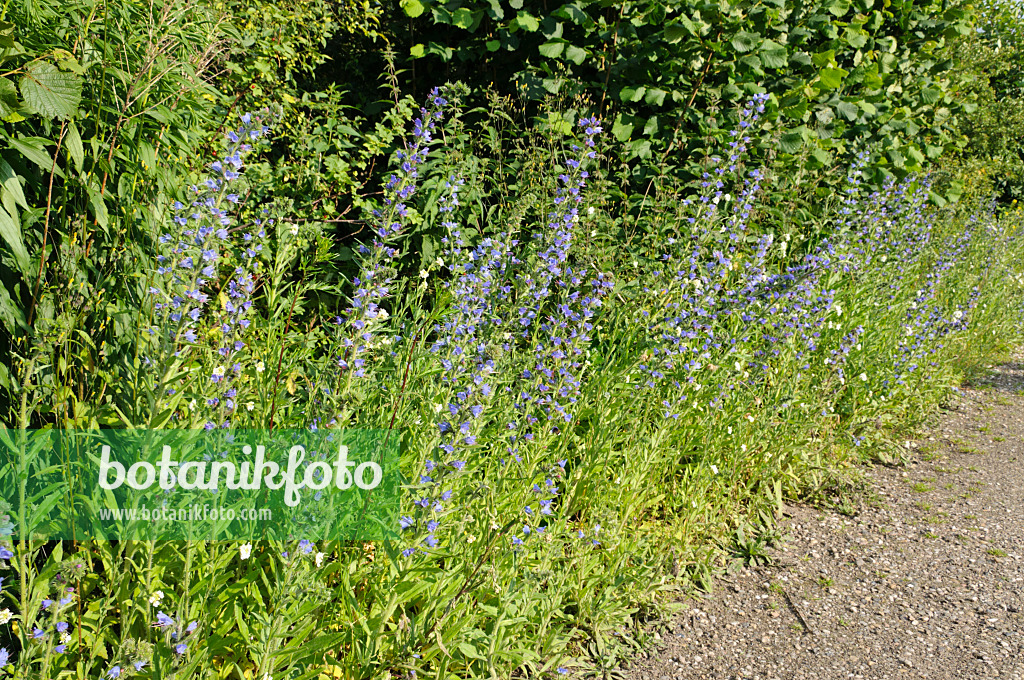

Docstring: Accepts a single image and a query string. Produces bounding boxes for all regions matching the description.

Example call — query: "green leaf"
[514,12,539,32]
[410,44,425,58]
[919,87,941,105]
[644,88,667,106]
[664,19,697,43]
[817,67,848,90]
[759,39,788,69]
[565,44,586,65]
[538,41,565,58]
[19,62,82,120]
[780,130,804,154]
[828,0,851,16]
[451,8,477,30]
[66,120,84,172]
[88,186,109,230]
[0,158,27,210]
[0,77,17,118]
[485,39,501,52]
[552,4,589,25]
[611,115,634,142]
[730,31,759,53]
[8,137,63,178]
[842,27,868,49]
[619,85,645,103]
[0,204,30,275]
[811,50,836,68]
[836,100,859,121]
[810,147,830,166]
[400,0,426,18]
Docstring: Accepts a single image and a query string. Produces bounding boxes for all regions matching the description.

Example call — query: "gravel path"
[626,360,1024,680]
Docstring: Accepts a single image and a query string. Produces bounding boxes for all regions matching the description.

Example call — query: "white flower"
[860,373,868,381]
[212,365,226,378]
[587,206,595,215]
[289,223,299,236]
[710,464,719,475]
[0,608,12,624]
[60,631,71,644]
[315,552,325,568]
[741,444,747,453]
[246,401,255,411]
[435,257,445,268]
[953,310,963,320]
[377,308,389,320]
[466,534,477,544]
[148,590,165,607]
[419,269,429,280]
[188,399,197,412]
[240,543,253,561]
[490,521,500,531]
[255,361,266,373]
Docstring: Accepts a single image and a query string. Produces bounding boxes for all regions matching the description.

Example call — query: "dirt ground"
[626,360,1024,680]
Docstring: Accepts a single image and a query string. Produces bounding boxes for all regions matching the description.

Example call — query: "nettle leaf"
[19,61,82,120]
[730,31,759,53]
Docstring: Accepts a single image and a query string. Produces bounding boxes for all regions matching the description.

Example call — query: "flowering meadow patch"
[2,86,1024,680]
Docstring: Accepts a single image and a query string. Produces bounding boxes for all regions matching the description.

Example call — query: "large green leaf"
[0,203,30,275]
[817,67,848,90]
[400,0,426,18]
[19,62,82,120]
[0,158,28,210]
[0,77,17,118]
[759,39,788,69]
[730,31,759,53]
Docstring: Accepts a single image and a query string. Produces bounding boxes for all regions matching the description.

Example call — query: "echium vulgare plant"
[497,117,613,551]
[310,87,450,429]
[508,117,612,453]
[400,175,518,556]
[638,94,772,409]
[144,110,274,429]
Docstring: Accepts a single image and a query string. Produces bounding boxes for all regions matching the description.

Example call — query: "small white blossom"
[0,609,12,624]
[255,361,266,373]
[315,552,325,568]
[240,543,253,561]
[148,590,165,607]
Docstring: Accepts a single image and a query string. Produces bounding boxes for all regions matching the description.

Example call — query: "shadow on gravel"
[964,361,1024,395]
